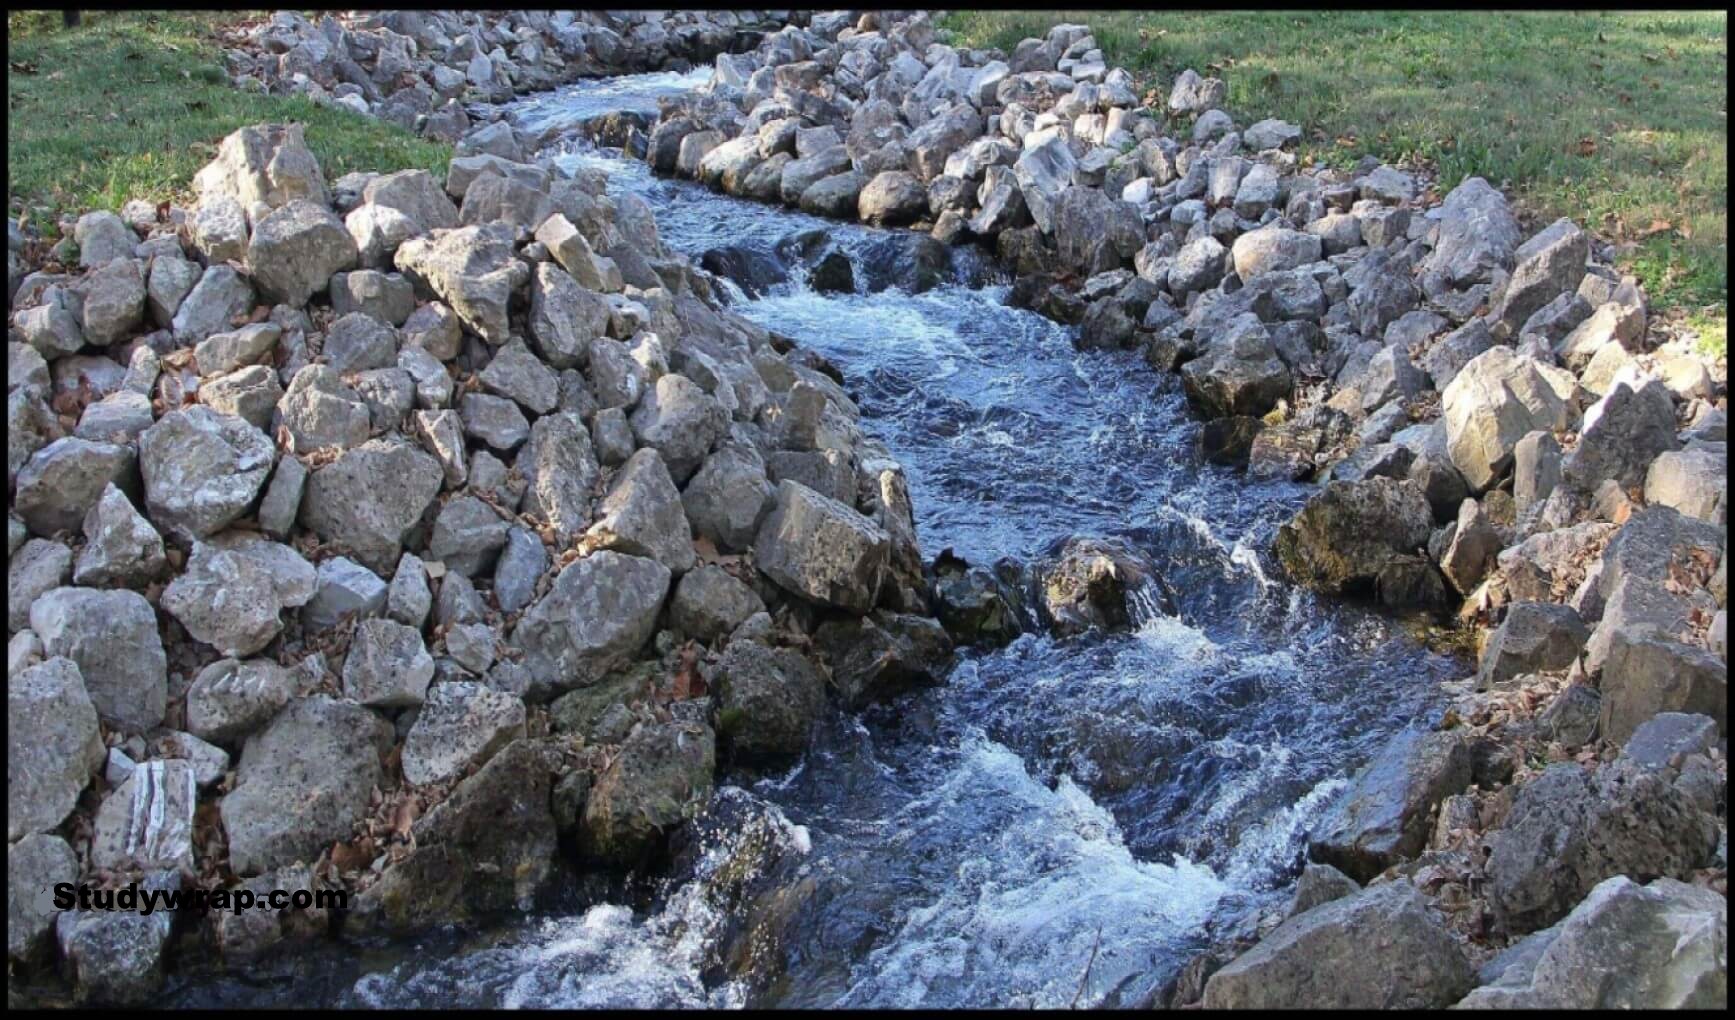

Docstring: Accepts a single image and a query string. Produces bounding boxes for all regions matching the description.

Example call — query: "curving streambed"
[167,71,1465,1009]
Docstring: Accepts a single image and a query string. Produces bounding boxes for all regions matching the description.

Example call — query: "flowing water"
[164,71,1463,1009]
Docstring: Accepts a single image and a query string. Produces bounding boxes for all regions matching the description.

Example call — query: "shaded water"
[163,71,1461,1009]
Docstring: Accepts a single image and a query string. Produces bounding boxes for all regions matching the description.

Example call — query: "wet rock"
[8,657,104,841]
[30,588,166,732]
[931,551,1026,649]
[1180,314,1293,419]
[1310,727,1472,882]
[299,438,444,574]
[401,680,526,786]
[185,658,297,745]
[221,694,393,875]
[1274,477,1434,599]
[581,718,714,864]
[712,639,825,760]
[1458,875,1726,1008]
[357,738,556,932]
[815,611,955,709]
[1202,881,1473,1009]
[55,907,174,1005]
[798,170,866,218]
[342,618,435,708]
[512,550,670,694]
[1034,535,1169,636]
[754,480,889,613]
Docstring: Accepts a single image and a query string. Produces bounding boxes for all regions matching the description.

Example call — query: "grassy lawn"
[942,10,1726,347]
[7,10,449,235]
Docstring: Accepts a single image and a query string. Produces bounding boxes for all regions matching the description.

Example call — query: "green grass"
[941,10,1726,332]
[7,10,450,236]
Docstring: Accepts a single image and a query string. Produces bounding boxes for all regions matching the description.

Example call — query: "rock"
[1201,881,1473,1009]
[8,832,78,962]
[299,439,444,574]
[56,907,174,1005]
[1013,131,1077,233]
[798,170,866,218]
[814,611,954,709]
[89,758,197,873]
[185,658,297,745]
[1310,727,1472,882]
[668,565,764,644]
[277,365,373,453]
[222,694,393,875]
[581,718,714,864]
[428,495,509,577]
[1244,118,1302,150]
[459,391,530,452]
[1275,478,1434,598]
[195,322,281,377]
[193,123,329,212]
[394,223,527,343]
[1167,69,1226,114]
[79,257,147,346]
[13,438,134,537]
[516,412,600,543]
[341,618,434,708]
[1033,535,1167,636]
[9,538,70,634]
[1485,759,1718,934]
[478,338,559,416]
[301,555,387,631]
[246,200,356,307]
[400,680,525,786]
[858,170,929,225]
[74,211,137,268]
[712,639,825,759]
[1232,226,1323,281]
[1456,875,1726,1008]
[511,550,670,694]
[1598,632,1725,745]
[1491,218,1590,336]
[8,657,104,841]
[529,262,609,369]
[1436,497,1503,594]
[585,448,694,574]
[320,311,398,374]
[386,553,433,628]
[171,264,255,345]
[493,528,548,616]
[1476,602,1589,690]
[1423,176,1520,287]
[589,337,647,410]
[1287,862,1360,918]
[330,269,415,325]
[355,739,555,932]
[69,484,163,589]
[682,444,774,553]
[1644,444,1726,522]
[629,373,728,483]
[161,543,290,657]
[1180,315,1293,419]
[1561,379,1679,495]
[30,588,166,732]
[753,480,888,613]
[1442,347,1570,492]
[138,406,274,544]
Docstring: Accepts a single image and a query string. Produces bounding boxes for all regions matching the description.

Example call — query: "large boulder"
[857,170,929,226]
[681,444,774,552]
[1201,881,1474,1009]
[1476,602,1589,690]
[511,550,671,695]
[220,694,394,875]
[1013,131,1077,233]
[192,123,329,212]
[1597,632,1725,744]
[581,718,714,864]
[1232,226,1323,281]
[753,480,889,613]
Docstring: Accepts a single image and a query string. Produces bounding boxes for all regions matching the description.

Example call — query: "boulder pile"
[217,10,798,142]
[8,115,954,1002]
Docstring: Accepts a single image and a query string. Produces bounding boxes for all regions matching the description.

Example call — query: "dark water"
[162,71,1461,1009]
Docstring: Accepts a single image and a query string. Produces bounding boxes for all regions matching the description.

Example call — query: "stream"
[164,70,1463,1009]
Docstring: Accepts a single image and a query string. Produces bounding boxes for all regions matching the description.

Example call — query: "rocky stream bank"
[7,7,1727,1010]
